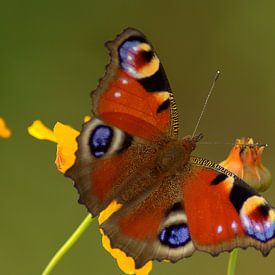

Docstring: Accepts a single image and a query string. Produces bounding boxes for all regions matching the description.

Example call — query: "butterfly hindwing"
[183,157,275,255]
[101,174,195,268]
[91,27,179,140]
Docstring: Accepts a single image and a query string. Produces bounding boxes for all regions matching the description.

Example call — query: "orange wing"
[101,175,195,268]
[91,27,178,140]
[183,157,275,255]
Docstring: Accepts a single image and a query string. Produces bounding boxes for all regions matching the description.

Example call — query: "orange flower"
[220,137,272,192]
[0,117,11,138]
[28,118,152,275]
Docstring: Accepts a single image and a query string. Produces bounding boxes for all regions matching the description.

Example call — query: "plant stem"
[42,214,93,275]
[227,249,239,275]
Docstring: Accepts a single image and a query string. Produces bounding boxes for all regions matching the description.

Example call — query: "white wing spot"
[120,78,128,85]
[231,221,238,232]
[217,225,223,234]
[114,91,121,98]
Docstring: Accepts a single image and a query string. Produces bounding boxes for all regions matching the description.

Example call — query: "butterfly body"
[66,27,275,268]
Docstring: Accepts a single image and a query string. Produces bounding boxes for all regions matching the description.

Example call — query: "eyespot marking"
[89,125,113,158]
[116,134,133,154]
[258,204,270,217]
[240,212,275,242]
[240,197,275,243]
[159,223,190,248]
[167,202,183,214]
[141,50,154,62]
[118,39,159,79]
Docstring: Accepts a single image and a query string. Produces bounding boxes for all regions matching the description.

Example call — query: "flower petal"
[28,120,80,174]
[83,115,91,122]
[28,120,56,142]
[53,122,79,173]
[0,117,11,138]
[98,200,122,225]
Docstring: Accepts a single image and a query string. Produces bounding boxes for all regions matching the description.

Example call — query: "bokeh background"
[1,1,275,274]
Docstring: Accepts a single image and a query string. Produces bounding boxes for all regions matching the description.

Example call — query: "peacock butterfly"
[66,28,275,268]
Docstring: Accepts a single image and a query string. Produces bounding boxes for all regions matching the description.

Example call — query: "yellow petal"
[98,201,153,275]
[53,122,79,150]
[53,122,79,173]
[98,201,123,225]
[83,115,91,122]
[28,120,56,142]
[0,117,11,138]
[136,262,152,275]
[28,120,80,174]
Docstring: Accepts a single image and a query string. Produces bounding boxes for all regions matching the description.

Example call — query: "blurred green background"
[1,1,275,274]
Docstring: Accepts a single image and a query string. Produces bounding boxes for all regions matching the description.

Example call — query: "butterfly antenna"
[198,141,235,145]
[192,70,220,138]
[198,141,268,147]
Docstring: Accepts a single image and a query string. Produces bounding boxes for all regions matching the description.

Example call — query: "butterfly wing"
[183,157,275,256]
[101,174,195,268]
[91,27,179,140]
[66,28,178,216]
[66,118,162,216]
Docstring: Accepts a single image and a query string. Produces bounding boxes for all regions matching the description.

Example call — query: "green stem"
[42,214,93,275]
[227,249,239,275]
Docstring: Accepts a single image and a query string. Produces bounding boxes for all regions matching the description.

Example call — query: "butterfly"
[66,28,275,268]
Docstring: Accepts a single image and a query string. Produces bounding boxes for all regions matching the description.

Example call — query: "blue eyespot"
[241,213,275,243]
[119,41,140,62]
[89,125,113,158]
[159,224,190,248]
[119,40,140,76]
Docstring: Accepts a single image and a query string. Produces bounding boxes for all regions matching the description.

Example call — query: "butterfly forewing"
[91,27,179,140]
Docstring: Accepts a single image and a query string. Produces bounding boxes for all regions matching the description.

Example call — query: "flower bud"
[220,137,272,192]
